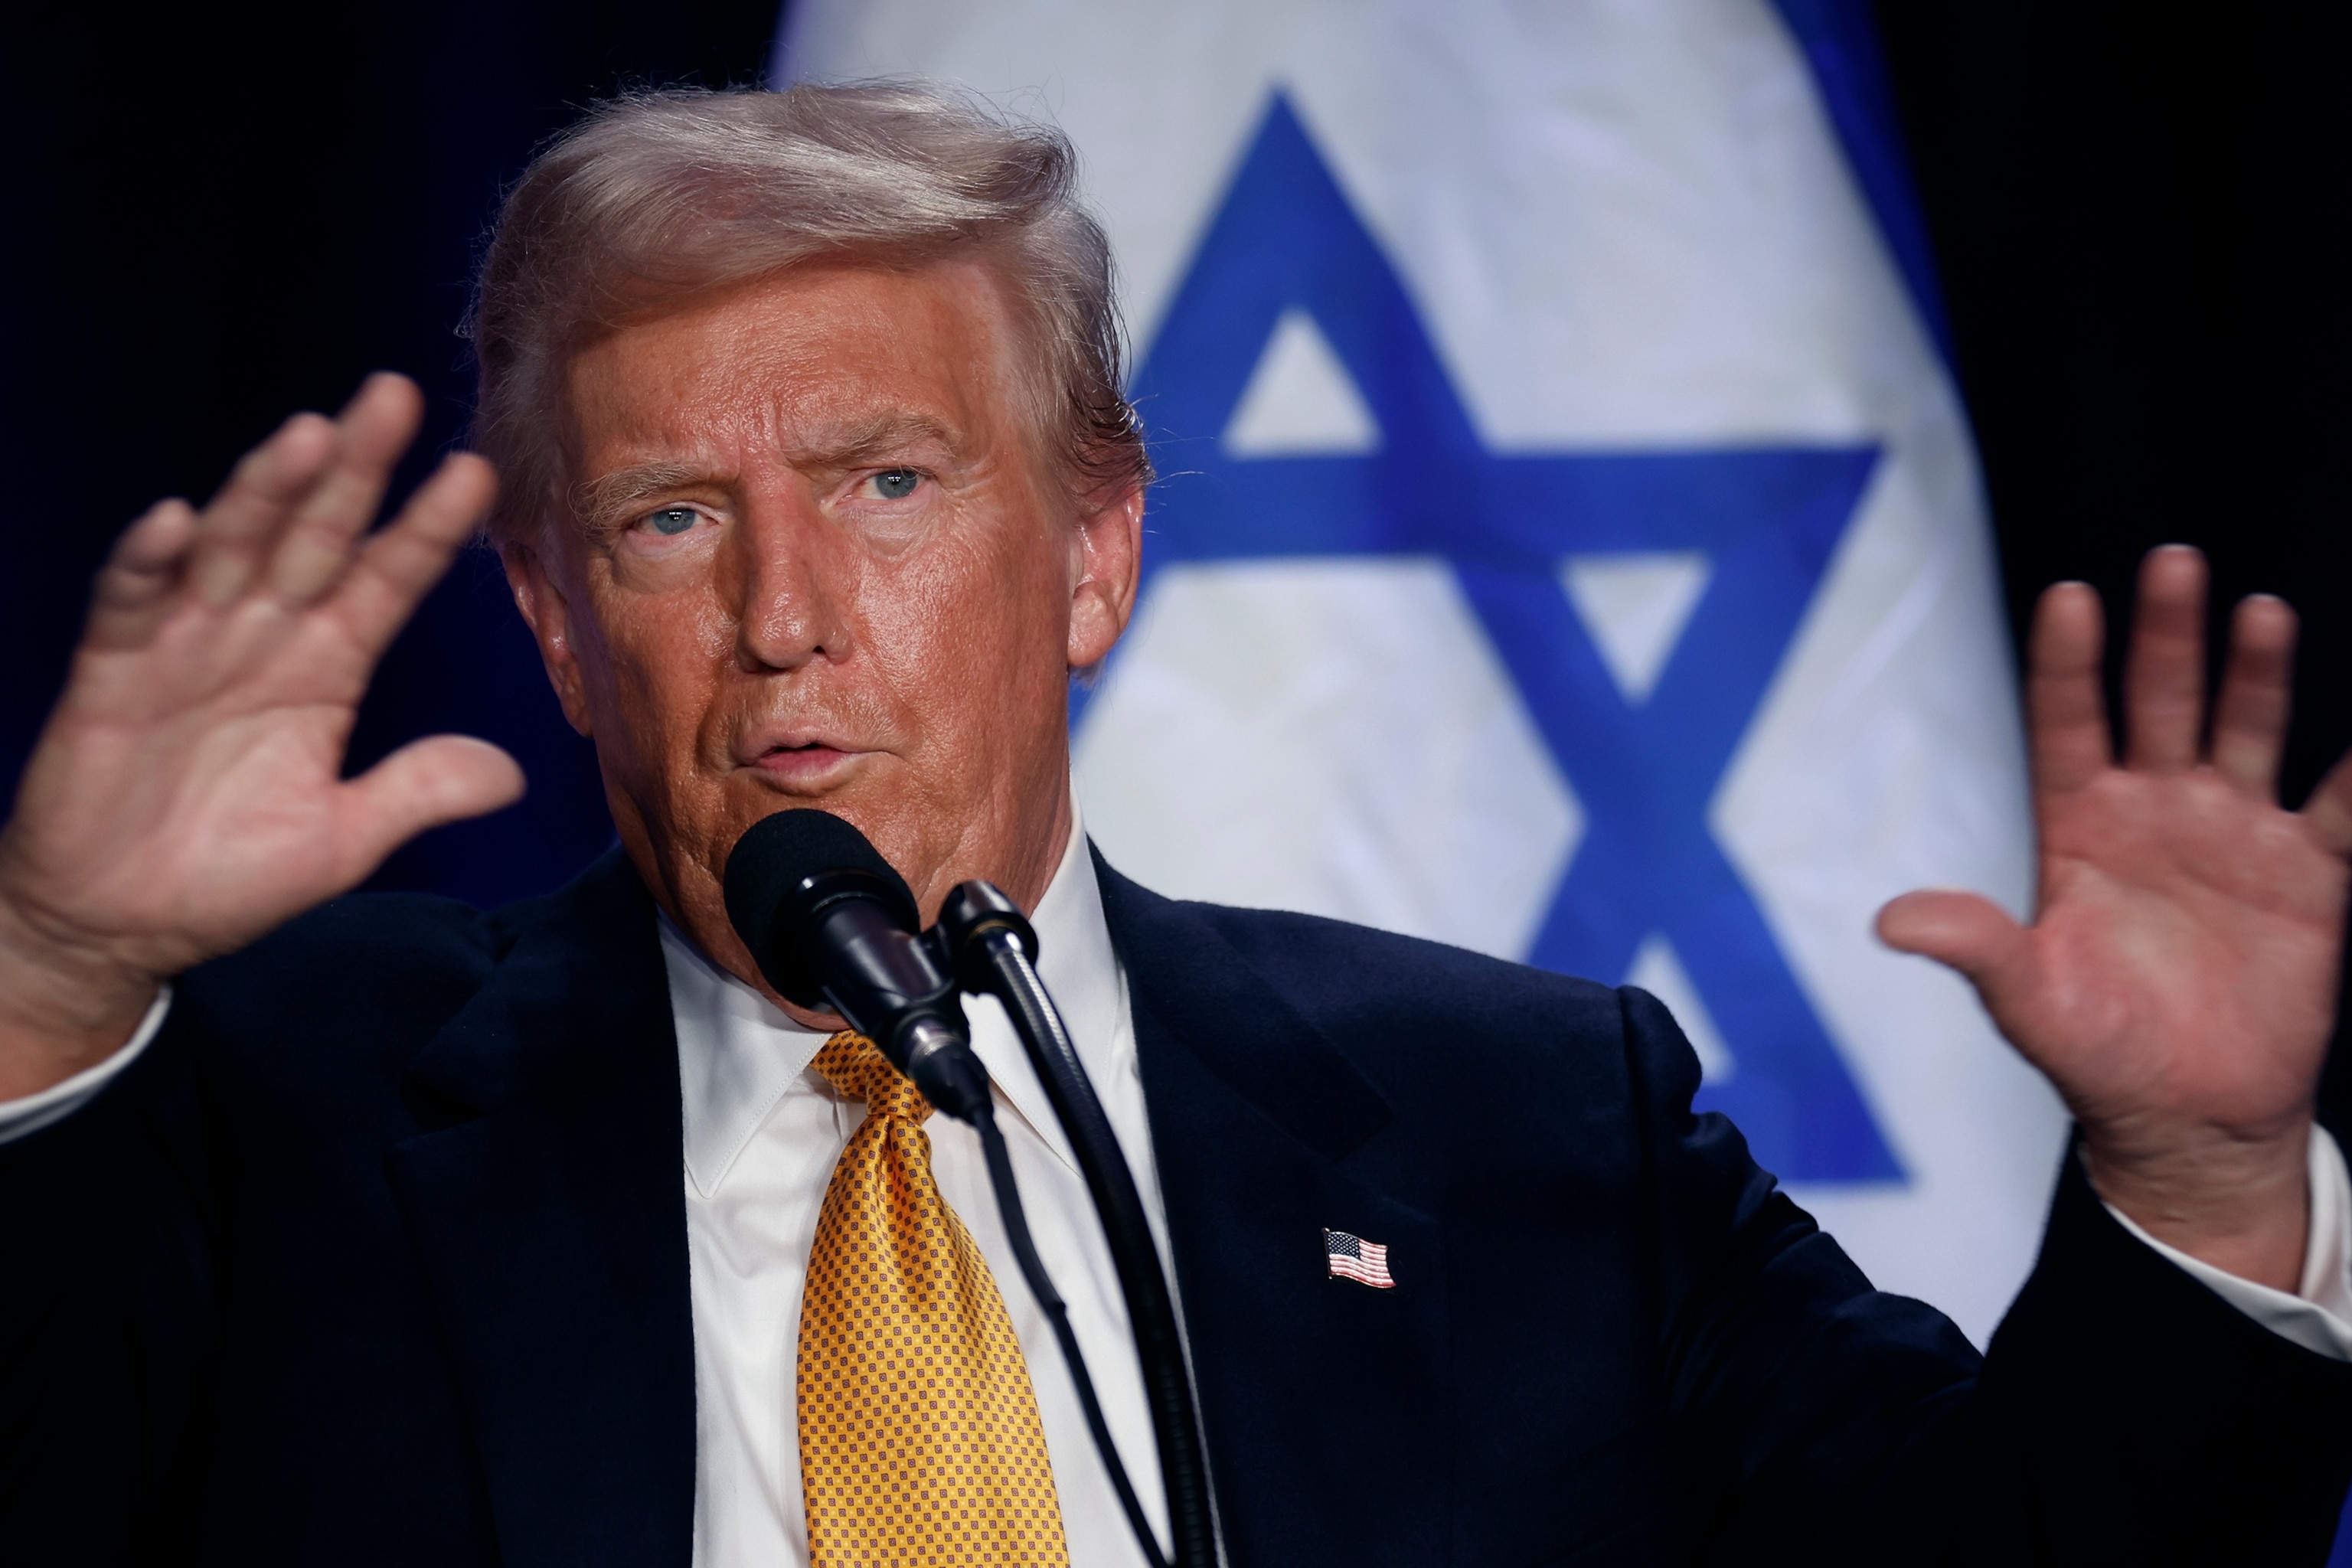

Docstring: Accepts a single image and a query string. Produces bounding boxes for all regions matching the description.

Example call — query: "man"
[2,82,2349,1566]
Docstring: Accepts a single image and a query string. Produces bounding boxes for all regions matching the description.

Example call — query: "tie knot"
[812,1031,933,1123]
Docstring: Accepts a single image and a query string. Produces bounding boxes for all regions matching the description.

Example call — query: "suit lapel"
[385,851,695,1568]
[1096,854,1449,1568]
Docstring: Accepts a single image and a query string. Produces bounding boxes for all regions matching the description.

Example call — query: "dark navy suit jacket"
[5,848,2350,1565]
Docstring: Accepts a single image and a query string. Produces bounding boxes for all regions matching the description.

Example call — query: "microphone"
[722,809,991,1123]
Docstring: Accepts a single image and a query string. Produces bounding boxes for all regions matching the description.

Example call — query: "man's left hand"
[1880,544,2352,1292]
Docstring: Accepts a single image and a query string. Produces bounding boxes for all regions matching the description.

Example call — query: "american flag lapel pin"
[1324,1227,1396,1289]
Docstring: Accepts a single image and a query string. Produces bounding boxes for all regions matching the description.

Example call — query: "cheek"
[844,526,1056,775]
[849,551,975,716]
[874,509,1064,682]
[578,583,733,774]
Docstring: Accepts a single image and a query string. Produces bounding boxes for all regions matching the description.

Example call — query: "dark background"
[1872,6,2352,1116]
[2,5,2345,1105]
[0,0,782,906]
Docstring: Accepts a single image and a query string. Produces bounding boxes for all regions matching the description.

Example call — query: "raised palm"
[0,376,522,1087]
[1881,546,2352,1283]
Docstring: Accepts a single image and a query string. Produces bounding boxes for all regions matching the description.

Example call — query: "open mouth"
[750,739,858,788]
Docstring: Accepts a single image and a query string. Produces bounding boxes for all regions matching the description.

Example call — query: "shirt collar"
[664,913,827,1198]
[665,799,1125,1196]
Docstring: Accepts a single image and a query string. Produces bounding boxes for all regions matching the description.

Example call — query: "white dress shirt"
[7,811,2352,1566]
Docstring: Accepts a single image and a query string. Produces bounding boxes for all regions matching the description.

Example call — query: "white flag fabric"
[778,0,2065,1345]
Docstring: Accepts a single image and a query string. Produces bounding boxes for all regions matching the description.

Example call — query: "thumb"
[338,735,528,871]
[1876,888,2032,997]
[2302,746,2352,858]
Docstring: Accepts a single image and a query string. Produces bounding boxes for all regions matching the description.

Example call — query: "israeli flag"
[779,0,2065,1344]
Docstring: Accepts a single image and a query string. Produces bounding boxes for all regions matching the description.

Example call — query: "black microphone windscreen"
[723,809,918,1005]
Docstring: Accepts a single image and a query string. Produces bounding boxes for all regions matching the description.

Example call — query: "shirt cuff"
[2101,1122,2352,1361]
[0,986,172,1146]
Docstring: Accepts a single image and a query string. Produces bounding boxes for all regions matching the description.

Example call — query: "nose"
[730,492,848,673]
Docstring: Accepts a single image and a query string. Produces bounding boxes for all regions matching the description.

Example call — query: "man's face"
[505,259,1142,1012]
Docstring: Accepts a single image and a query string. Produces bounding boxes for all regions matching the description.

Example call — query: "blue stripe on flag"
[1766,0,1957,371]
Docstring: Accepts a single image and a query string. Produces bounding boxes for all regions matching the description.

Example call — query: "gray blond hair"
[468,82,1149,547]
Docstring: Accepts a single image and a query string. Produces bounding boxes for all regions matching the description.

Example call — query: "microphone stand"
[935,883,1219,1568]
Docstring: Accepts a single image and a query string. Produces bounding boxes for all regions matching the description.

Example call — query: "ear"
[1067,476,1145,672]
[502,538,596,738]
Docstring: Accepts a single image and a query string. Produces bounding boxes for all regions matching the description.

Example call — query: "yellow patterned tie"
[798,1031,1070,1566]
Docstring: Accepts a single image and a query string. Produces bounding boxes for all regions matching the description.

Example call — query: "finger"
[2026,581,2112,794]
[2304,749,2352,859]
[85,500,201,651]
[186,413,339,608]
[2210,593,2296,797]
[266,374,426,606]
[331,453,498,658]
[2122,544,2207,773]
[336,735,527,874]
[1877,888,2035,1001]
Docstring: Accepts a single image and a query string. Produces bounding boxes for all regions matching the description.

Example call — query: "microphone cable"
[969,1099,1172,1568]
[936,884,1218,1568]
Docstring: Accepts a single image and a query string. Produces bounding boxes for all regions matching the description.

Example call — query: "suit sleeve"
[1622,985,2352,1565]
[0,1006,218,1563]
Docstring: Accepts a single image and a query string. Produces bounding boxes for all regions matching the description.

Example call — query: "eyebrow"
[785,410,959,470]
[570,461,717,539]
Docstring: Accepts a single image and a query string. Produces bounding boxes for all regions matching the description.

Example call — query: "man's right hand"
[0,374,525,1099]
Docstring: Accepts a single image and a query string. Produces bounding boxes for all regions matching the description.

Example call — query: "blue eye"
[871,469,920,500]
[643,506,698,537]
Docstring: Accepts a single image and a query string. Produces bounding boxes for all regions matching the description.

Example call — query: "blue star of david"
[1084,93,1900,1183]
